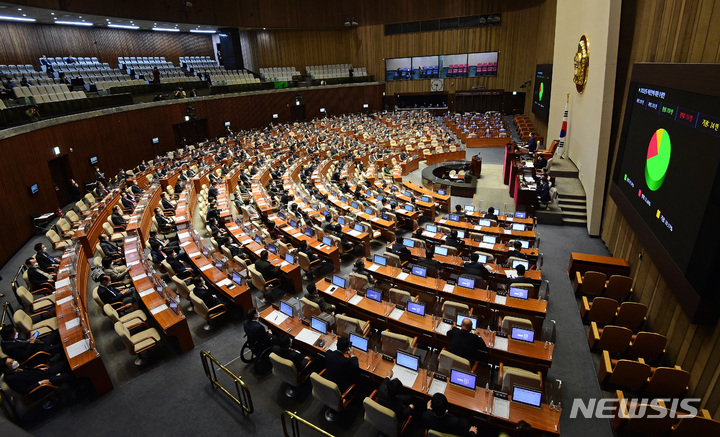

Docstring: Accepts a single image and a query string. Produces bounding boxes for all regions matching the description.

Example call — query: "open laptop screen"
[322,236,332,246]
[304,228,314,237]
[450,368,477,390]
[332,275,346,289]
[512,386,542,408]
[349,333,368,352]
[354,224,364,233]
[407,301,425,316]
[426,224,438,233]
[396,351,419,372]
[311,317,327,334]
[455,315,478,329]
[464,205,475,213]
[284,253,295,264]
[512,223,526,231]
[478,219,492,227]
[434,246,448,256]
[279,301,293,317]
[366,288,382,302]
[482,235,496,244]
[509,286,529,299]
[448,214,460,222]
[232,272,243,286]
[512,259,530,270]
[402,238,415,248]
[458,276,475,289]
[514,211,527,219]
[412,265,427,278]
[511,327,535,343]
[373,255,387,266]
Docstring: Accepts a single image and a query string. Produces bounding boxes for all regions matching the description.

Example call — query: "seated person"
[2,357,73,399]
[166,250,196,280]
[444,230,464,250]
[254,250,281,282]
[324,336,360,392]
[243,308,275,348]
[423,393,477,436]
[1,325,62,364]
[98,234,124,260]
[148,230,181,255]
[102,257,132,286]
[160,192,176,211]
[149,242,166,265]
[352,259,377,285]
[391,235,411,257]
[417,247,441,277]
[377,376,415,421]
[33,243,60,275]
[536,155,548,172]
[507,241,528,260]
[484,206,498,222]
[505,264,530,289]
[110,206,127,229]
[24,258,54,290]
[97,274,137,306]
[447,318,488,362]
[190,277,230,312]
[271,333,311,371]
[154,208,176,232]
[266,221,282,241]
[462,253,488,284]
[305,283,335,313]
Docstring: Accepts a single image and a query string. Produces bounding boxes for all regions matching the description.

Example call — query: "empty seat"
[574,271,607,297]
[599,351,651,391]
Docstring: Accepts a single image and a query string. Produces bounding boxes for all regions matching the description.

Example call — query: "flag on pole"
[558,93,569,158]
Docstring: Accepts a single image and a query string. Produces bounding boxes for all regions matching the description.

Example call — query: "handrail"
[280,411,334,437]
[199,350,253,416]
[0,301,13,327]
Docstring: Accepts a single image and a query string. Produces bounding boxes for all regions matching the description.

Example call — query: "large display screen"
[532,64,552,122]
[385,51,498,81]
[610,63,720,321]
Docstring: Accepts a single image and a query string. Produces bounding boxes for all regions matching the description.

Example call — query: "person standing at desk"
[324,336,359,392]
[525,132,537,154]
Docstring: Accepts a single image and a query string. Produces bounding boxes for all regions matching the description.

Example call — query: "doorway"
[173,118,209,147]
[47,155,76,208]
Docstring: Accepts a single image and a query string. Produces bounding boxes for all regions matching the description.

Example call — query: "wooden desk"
[568,252,631,278]
[76,190,122,259]
[434,217,537,242]
[55,247,113,395]
[270,217,341,273]
[259,307,560,435]
[426,150,466,165]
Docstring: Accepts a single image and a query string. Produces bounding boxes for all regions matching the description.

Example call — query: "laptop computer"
[284,253,295,264]
[457,230,465,239]
[438,189,446,195]
[514,212,527,219]
[512,386,542,408]
[482,235,496,244]
[349,333,368,352]
[404,204,414,212]
[396,351,419,372]
[338,217,346,225]
[435,246,448,256]
[311,316,327,334]
[455,314,478,329]
[421,196,431,203]
[512,259,530,270]
[412,265,427,278]
[458,276,475,289]
[351,202,359,209]
[365,207,373,215]
[449,368,477,390]
[381,213,390,221]
[254,235,263,245]
[366,288,382,302]
[476,254,488,264]
[279,301,294,317]
[289,219,297,228]
[322,236,333,247]
[232,272,243,286]
[508,286,529,299]
[407,301,425,317]
[464,205,475,213]
[426,224,438,233]
[512,223,526,231]
[511,327,535,343]
[405,191,413,197]
[517,240,530,249]
[327,275,346,293]
[278,211,286,220]
[402,238,415,248]
[478,219,492,227]
[304,228,314,237]
[448,214,460,222]
[354,224,364,233]
[373,255,387,266]
[267,244,277,255]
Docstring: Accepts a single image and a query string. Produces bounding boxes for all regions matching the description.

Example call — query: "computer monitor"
[457,230,465,239]
[232,272,243,286]
[304,228,314,237]
[512,223,526,231]
[332,275,346,289]
[341,196,347,203]
[411,265,427,278]
[396,351,419,372]
[378,195,384,202]
[215,259,224,270]
[511,327,535,343]
[373,255,387,266]
[476,254,488,264]
[407,301,425,316]
[464,205,475,213]
[285,253,295,264]
[279,301,293,317]
[458,276,475,289]
[435,246,448,256]
[478,219,492,227]
[508,286,529,299]
[352,201,359,209]
[311,317,327,334]
[391,185,398,192]
[290,219,297,228]
[403,238,415,248]
[405,191,412,197]
[254,235,263,245]
[312,204,319,211]
[448,214,460,222]
[514,212,527,219]
[366,288,382,302]
[267,244,277,255]
[449,368,477,390]
[338,217,346,225]
[482,235,497,244]
[426,224,438,233]
[278,211,285,219]
[512,386,543,408]
[365,207,373,215]
[404,204,414,212]
[517,240,530,249]
[381,213,390,221]
[322,236,332,246]
[455,314,478,329]
[354,224,364,233]
[438,189,446,195]
[349,333,368,352]
[421,196,431,203]
[512,259,530,270]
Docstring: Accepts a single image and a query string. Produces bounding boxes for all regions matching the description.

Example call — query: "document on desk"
[435,321,452,336]
[493,397,510,419]
[392,364,418,388]
[67,339,91,359]
[180,241,192,247]
[292,232,303,238]
[504,270,518,279]
[55,278,71,289]
[422,231,435,238]
[504,229,513,234]
[176,216,186,223]
[216,278,232,287]
[428,378,447,396]
[495,295,507,305]
[126,236,137,243]
[368,264,380,272]
[295,328,322,346]
[151,304,168,315]
[389,308,404,320]
[127,260,140,267]
[438,219,447,224]
[326,339,338,352]
[348,295,363,306]
[56,296,73,306]
[494,336,509,352]
[187,251,201,258]
[200,264,214,271]
[348,229,361,237]
[443,284,455,293]
[267,310,289,325]
[178,231,190,239]
[131,273,147,282]
[279,261,289,268]
[139,288,155,297]
[505,217,514,222]
[397,272,410,280]
[478,243,494,250]
[474,225,483,231]
[241,239,253,246]
[65,317,80,330]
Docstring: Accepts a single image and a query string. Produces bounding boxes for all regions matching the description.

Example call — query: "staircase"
[558,193,587,226]
[535,156,588,227]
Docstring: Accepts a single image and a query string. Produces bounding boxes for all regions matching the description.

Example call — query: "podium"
[471,156,482,176]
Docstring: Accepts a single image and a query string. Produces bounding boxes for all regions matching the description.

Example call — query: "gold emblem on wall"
[573,35,589,93]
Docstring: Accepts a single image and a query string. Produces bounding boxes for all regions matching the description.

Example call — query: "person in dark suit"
[391,235,411,258]
[526,132,537,153]
[423,393,477,436]
[352,259,377,285]
[129,182,143,196]
[149,243,166,264]
[160,193,176,211]
[154,208,176,232]
[34,243,59,274]
[96,275,136,306]
[377,377,415,421]
[166,250,195,280]
[507,241,528,260]
[462,253,487,278]
[324,336,359,392]
[417,247,441,278]
[447,318,488,362]
[110,206,127,229]
[305,283,335,313]
[484,207,498,222]
[255,250,281,282]
[98,234,124,260]
[505,264,530,289]
[148,230,181,255]
[2,357,73,397]
[243,308,274,347]
[444,230,464,250]
[190,277,230,311]
[1,326,62,363]
[120,192,136,209]
[271,334,311,371]
[24,258,54,290]
[208,182,219,201]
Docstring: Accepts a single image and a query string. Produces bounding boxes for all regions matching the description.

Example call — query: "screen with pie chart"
[612,72,720,299]
[532,64,552,122]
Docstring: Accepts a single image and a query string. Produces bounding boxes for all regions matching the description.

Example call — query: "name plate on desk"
[131,273,147,282]
[216,278,231,287]
[176,216,186,222]
[56,296,73,306]
[478,243,494,250]
[494,336,509,351]
[67,339,91,359]
[139,288,155,297]
[495,295,507,305]
[492,394,510,419]
[439,219,447,224]
[180,241,192,247]
[188,251,201,258]
[397,272,410,280]
[64,317,80,330]
[504,270,518,279]
[368,264,380,272]
[443,284,455,293]
[55,278,71,289]
[178,231,190,238]
[474,225,483,231]
[127,260,140,267]
[504,229,513,234]
[151,304,168,315]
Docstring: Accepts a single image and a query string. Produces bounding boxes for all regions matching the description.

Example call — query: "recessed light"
[17,8,21,11]
[56,20,93,26]
[50,12,54,15]
[0,15,36,22]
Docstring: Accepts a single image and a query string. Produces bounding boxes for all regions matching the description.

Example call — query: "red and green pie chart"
[645,128,671,191]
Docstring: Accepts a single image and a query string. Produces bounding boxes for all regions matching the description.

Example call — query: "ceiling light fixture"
[56,20,93,26]
[0,15,36,22]
[109,24,140,30]
[152,27,180,32]
[190,29,215,34]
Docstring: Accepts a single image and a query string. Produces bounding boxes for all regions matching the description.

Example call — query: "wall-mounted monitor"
[152,137,159,144]
[532,64,553,123]
[89,156,98,165]
[28,184,39,195]
[610,63,720,323]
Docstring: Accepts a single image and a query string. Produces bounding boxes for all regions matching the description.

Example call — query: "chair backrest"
[161,260,177,277]
[57,218,71,233]
[441,301,469,319]
[384,252,401,267]
[336,314,367,337]
[671,411,720,436]
[645,366,690,398]
[189,291,210,320]
[597,325,633,356]
[84,192,96,204]
[389,288,411,306]
[310,372,343,410]
[66,210,80,223]
[45,229,61,244]
[102,222,115,236]
[16,286,34,308]
[614,302,647,331]
[579,271,607,297]
[113,321,134,351]
[501,365,542,393]
[247,265,267,291]
[381,330,413,355]
[438,349,471,375]
[604,275,633,301]
[349,273,368,291]
[620,399,675,436]
[12,310,33,333]
[587,297,619,325]
[627,331,667,362]
[76,200,89,212]
[500,316,533,334]
[609,359,652,391]
[363,396,400,437]
[300,297,321,319]
[269,352,300,385]
[171,275,193,300]
[91,286,104,308]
